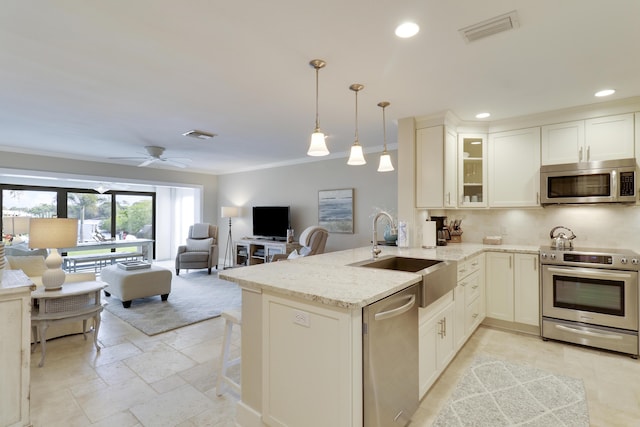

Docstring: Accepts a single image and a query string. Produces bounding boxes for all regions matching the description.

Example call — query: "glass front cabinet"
[458,133,487,207]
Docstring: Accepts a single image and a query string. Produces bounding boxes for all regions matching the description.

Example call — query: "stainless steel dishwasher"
[363,283,419,427]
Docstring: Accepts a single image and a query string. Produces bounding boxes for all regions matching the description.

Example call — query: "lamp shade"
[2,216,30,235]
[221,206,240,218]
[28,218,79,249]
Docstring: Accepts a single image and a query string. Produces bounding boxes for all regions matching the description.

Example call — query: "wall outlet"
[293,310,310,327]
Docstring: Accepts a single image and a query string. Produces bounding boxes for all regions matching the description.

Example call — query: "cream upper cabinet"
[585,114,635,161]
[458,133,487,207]
[416,126,444,208]
[416,126,457,208]
[541,113,634,165]
[488,127,541,207]
[443,128,458,208]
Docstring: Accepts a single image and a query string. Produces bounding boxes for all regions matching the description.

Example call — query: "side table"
[31,281,105,367]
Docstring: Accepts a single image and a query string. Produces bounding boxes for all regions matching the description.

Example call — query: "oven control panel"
[540,246,640,271]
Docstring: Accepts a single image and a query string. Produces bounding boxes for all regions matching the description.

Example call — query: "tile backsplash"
[418,205,640,252]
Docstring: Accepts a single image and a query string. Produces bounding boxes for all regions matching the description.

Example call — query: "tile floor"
[30,312,640,426]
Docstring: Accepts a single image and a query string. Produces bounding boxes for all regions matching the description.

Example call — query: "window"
[2,189,57,244]
[67,192,112,243]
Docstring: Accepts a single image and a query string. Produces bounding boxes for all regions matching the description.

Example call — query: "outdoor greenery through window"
[2,186,155,258]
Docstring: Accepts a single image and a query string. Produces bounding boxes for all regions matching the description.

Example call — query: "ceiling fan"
[109,146,191,168]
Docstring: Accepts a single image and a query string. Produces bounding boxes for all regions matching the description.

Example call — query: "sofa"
[5,254,97,339]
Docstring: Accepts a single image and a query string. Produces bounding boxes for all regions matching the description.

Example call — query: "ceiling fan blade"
[138,158,157,167]
[162,158,189,168]
[108,156,148,161]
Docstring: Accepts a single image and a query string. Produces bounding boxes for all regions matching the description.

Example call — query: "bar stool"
[216,309,242,396]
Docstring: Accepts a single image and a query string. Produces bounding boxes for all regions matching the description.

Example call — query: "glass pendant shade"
[307,130,329,156]
[347,144,366,165]
[377,152,394,172]
[347,83,366,165]
[377,101,394,172]
[307,59,329,156]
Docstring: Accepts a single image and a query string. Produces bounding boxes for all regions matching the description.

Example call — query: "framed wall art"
[318,188,353,233]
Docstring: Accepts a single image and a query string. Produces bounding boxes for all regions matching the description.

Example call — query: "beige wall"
[0,150,218,221]
[217,153,398,253]
[0,150,401,254]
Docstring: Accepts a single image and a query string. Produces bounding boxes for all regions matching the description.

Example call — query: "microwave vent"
[459,10,520,43]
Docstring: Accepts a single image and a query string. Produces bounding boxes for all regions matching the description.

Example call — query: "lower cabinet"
[454,254,485,351]
[420,254,486,399]
[0,276,33,427]
[419,293,455,398]
[485,252,540,331]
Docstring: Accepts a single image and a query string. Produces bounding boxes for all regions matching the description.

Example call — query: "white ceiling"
[1,1,639,175]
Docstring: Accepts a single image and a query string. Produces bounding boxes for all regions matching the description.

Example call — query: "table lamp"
[3,216,30,243]
[28,218,79,291]
[221,206,240,269]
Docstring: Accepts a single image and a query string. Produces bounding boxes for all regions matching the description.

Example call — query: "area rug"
[103,269,241,336]
[432,354,589,427]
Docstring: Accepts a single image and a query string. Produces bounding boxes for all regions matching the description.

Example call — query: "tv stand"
[235,238,301,266]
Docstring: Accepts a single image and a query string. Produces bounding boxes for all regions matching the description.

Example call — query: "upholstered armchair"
[271,226,329,261]
[175,223,219,275]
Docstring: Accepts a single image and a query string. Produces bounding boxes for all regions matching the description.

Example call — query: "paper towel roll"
[422,221,436,248]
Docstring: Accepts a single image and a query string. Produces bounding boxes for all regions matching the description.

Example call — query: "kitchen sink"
[351,255,457,308]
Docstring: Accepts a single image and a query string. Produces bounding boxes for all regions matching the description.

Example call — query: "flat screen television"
[252,206,290,240]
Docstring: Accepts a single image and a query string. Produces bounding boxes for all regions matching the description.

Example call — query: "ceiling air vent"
[182,129,217,140]
[459,10,519,43]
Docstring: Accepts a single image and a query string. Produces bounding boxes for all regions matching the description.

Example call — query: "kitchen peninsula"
[219,243,538,427]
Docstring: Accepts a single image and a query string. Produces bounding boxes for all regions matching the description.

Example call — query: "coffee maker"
[430,216,451,246]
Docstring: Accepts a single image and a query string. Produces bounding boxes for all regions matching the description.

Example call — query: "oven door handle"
[555,324,623,340]
[546,266,634,280]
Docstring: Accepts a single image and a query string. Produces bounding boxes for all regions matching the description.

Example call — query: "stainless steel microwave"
[540,158,637,205]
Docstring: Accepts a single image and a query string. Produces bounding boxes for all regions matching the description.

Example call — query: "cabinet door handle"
[472,285,478,290]
[443,317,447,337]
[509,256,512,269]
[447,192,451,205]
[533,258,537,271]
[579,146,583,162]
[536,192,539,204]
[437,319,444,338]
[460,281,467,287]
[587,145,590,161]
[472,313,479,319]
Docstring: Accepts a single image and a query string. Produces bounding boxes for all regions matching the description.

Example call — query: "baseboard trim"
[482,317,540,336]
[235,401,265,427]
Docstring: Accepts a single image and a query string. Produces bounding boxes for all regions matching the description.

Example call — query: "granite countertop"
[219,243,540,309]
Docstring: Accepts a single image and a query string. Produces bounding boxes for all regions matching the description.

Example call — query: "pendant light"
[377,101,394,172]
[307,59,329,156]
[347,83,366,165]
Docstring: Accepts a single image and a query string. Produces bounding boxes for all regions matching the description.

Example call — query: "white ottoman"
[100,265,172,308]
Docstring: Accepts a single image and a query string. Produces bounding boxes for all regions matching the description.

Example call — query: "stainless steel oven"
[540,246,640,357]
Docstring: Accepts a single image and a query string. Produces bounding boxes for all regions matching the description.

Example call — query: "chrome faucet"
[372,211,396,259]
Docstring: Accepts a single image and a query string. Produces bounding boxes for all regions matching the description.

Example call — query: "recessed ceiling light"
[395,22,419,38]
[594,89,615,97]
[475,112,491,119]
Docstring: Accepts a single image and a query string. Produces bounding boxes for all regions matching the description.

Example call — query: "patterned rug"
[103,268,242,335]
[432,355,589,427]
